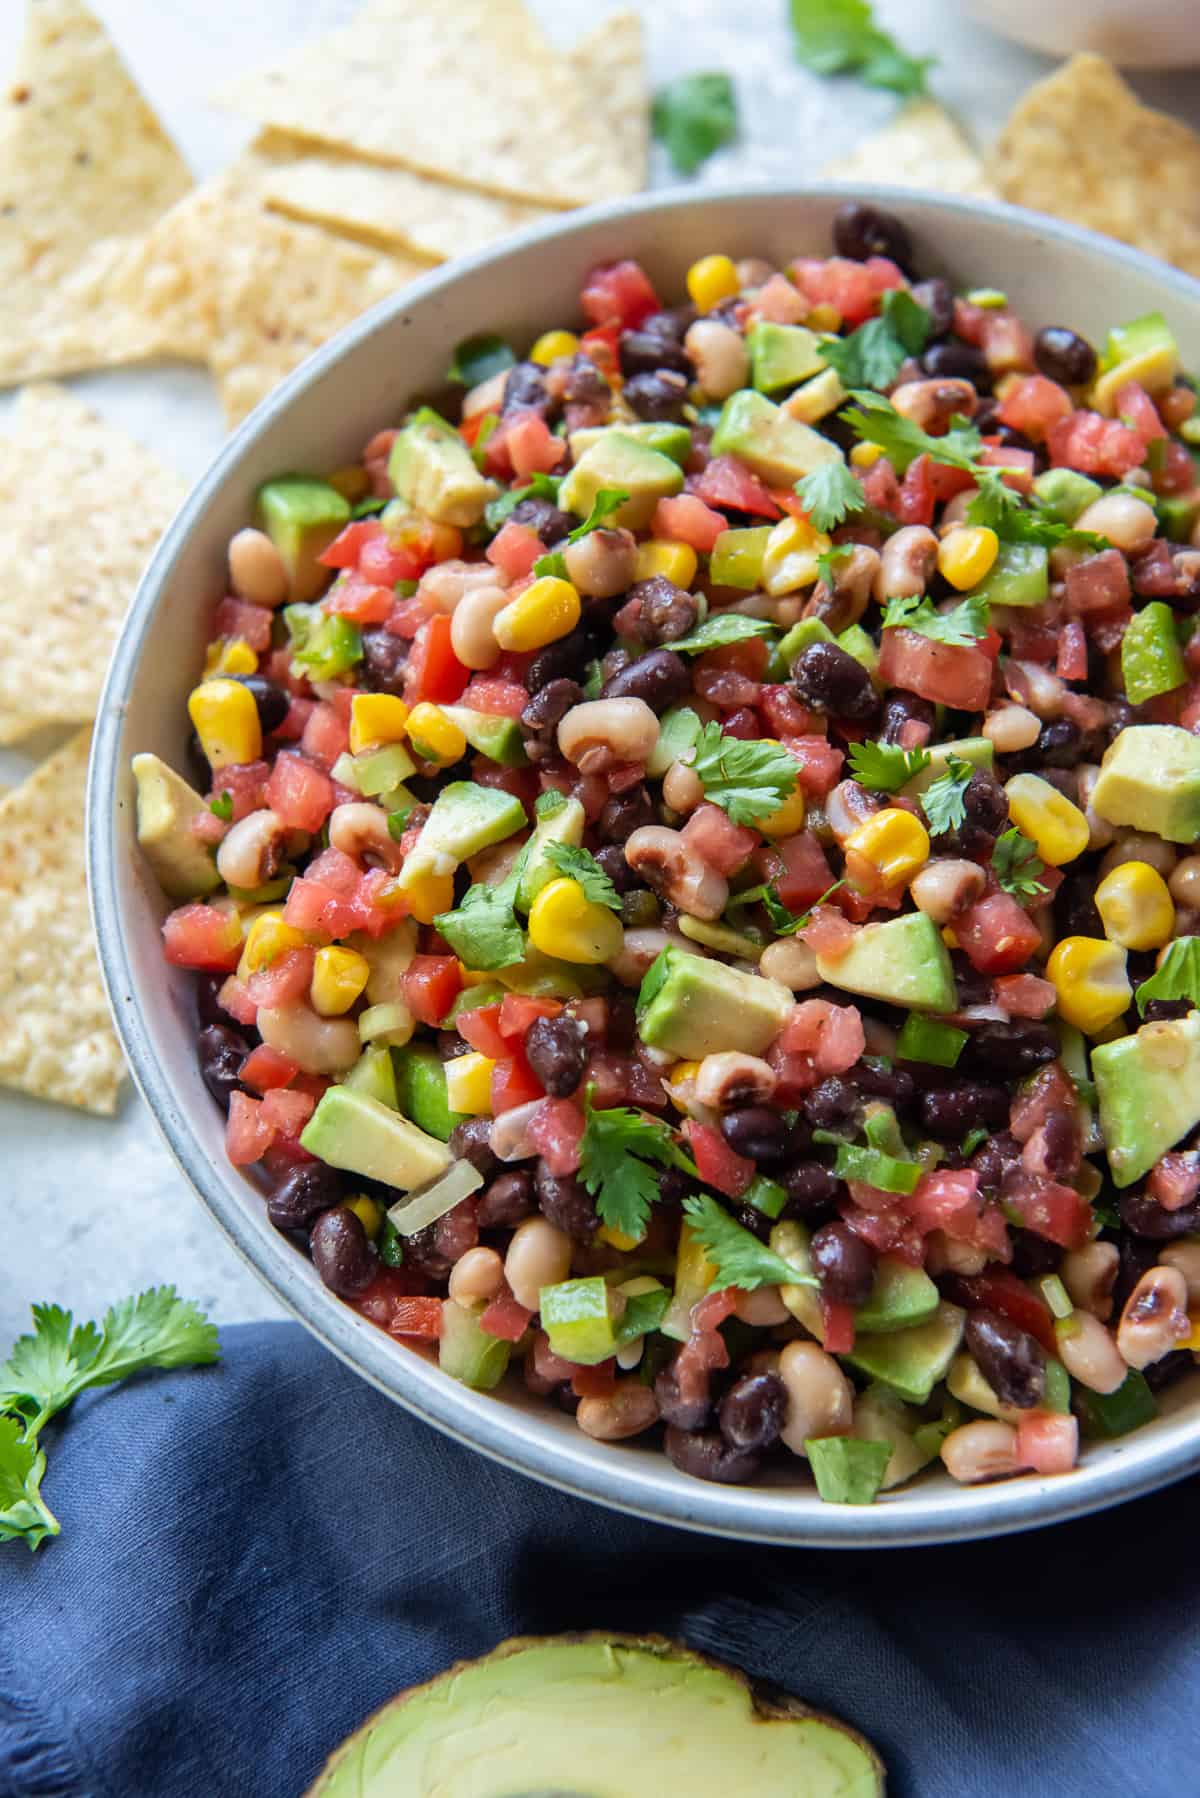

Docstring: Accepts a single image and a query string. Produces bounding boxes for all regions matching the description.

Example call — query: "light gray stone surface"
[2,0,1199,1345]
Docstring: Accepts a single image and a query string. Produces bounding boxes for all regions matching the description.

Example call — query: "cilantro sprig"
[578,1100,691,1242]
[435,843,531,971]
[1,1290,218,1551]
[652,72,738,175]
[920,756,973,836]
[683,1194,818,1292]
[794,461,867,533]
[1136,938,1200,1015]
[669,615,777,655]
[817,542,856,585]
[967,467,1108,552]
[844,389,983,475]
[763,879,846,936]
[818,289,932,393]
[484,469,562,534]
[847,739,931,793]
[690,721,799,826]
[882,591,990,647]
[789,0,933,97]
[992,827,1046,899]
[544,841,621,912]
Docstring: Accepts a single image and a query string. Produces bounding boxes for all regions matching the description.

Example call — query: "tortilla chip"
[0,0,193,385]
[0,727,125,1114]
[214,0,634,209]
[822,100,996,199]
[988,55,1200,276]
[572,13,648,192]
[0,386,187,744]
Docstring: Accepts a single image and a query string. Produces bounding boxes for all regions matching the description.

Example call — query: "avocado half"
[307,1633,884,1797]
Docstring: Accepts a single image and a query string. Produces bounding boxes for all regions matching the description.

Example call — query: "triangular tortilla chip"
[822,100,996,199]
[0,727,125,1114]
[0,0,192,385]
[214,0,634,208]
[989,54,1200,277]
[0,386,187,743]
[573,12,648,192]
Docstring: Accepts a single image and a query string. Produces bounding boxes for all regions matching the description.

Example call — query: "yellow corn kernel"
[1005,772,1090,867]
[1046,935,1131,1036]
[311,944,371,1016]
[634,539,699,589]
[758,779,807,840]
[942,926,960,949]
[328,464,370,502]
[346,1195,384,1238]
[493,575,581,653]
[667,1060,701,1113]
[1094,860,1176,950]
[761,514,831,596]
[402,867,456,926]
[530,329,580,366]
[938,526,1000,591]
[203,637,258,678]
[187,677,262,769]
[528,876,624,964]
[239,909,308,978]
[598,1224,642,1252]
[806,302,842,332]
[850,441,883,469]
[350,692,410,754]
[405,701,468,765]
[444,1050,496,1115]
[844,807,931,889]
[686,253,740,313]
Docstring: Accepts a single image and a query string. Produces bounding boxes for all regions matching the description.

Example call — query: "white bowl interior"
[90,187,1200,1544]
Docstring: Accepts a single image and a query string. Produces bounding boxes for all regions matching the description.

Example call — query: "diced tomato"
[994,973,1056,1018]
[324,572,394,624]
[213,596,273,652]
[1056,621,1089,682]
[275,694,316,742]
[897,453,935,525]
[1047,408,1146,478]
[528,1098,584,1176]
[861,457,901,516]
[1017,1411,1078,1475]
[801,904,856,959]
[578,324,620,377]
[928,461,977,503]
[357,530,420,588]
[580,258,660,330]
[759,686,817,738]
[404,614,470,705]
[978,443,1036,493]
[790,255,904,327]
[264,751,334,833]
[980,312,1035,375]
[486,519,542,582]
[954,891,1043,976]
[460,676,528,718]
[354,1267,432,1330]
[300,701,350,770]
[653,494,727,552]
[1001,1168,1093,1250]
[997,375,1073,442]
[693,1290,738,1336]
[459,410,496,448]
[879,627,994,712]
[779,999,864,1076]
[716,706,759,738]
[692,454,781,519]
[480,1290,534,1341]
[750,273,809,326]
[952,298,988,346]
[491,1049,543,1113]
[388,1298,445,1340]
[1064,548,1131,616]
[319,519,379,569]
[246,948,315,1010]
[226,1092,275,1166]
[513,411,569,482]
[386,593,433,639]
[260,1086,316,1138]
[841,1202,925,1265]
[949,1269,1056,1354]
[1155,440,1196,497]
[820,1297,855,1355]
[683,1120,754,1197]
[238,1044,298,1092]
[305,846,361,892]
[565,996,607,1046]
[767,829,834,910]
[1148,1151,1200,1211]
[784,734,844,800]
[1112,380,1167,445]
[498,994,562,1038]
[403,955,463,1028]
[765,1044,818,1104]
[681,803,758,876]
[162,902,242,971]
[907,1168,982,1239]
[209,760,270,822]
[192,810,225,851]
[217,975,257,1027]
[571,1360,618,1398]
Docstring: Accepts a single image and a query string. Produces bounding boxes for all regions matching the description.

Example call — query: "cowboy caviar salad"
[137,202,1200,1503]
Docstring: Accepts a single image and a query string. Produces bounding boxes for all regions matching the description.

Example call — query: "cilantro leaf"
[446,332,516,388]
[764,879,845,936]
[544,841,621,911]
[209,791,233,822]
[690,721,799,826]
[484,470,562,534]
[881,591,989,646]
[920,756,973,836]
[1136,938,1200,1015]
[817,542,856,585]
[794,461,867,533]
[844,389,983,475]
[435,882,525,970]
[652,72,738,176]
[578,1102,688,1242]
[669,614,777,655]
[992,827,1046,899]
[847,739,932,793]
[535,789,568,819]
[966,468,1108,551]
[0,1417,57,1550]
[789,0,932,96]
[683,1194,818,1291]
[535,487,629,578]
[818,290,932,393]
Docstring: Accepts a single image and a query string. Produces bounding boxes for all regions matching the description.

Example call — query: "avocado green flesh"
[516,795,586,912]
[566,421,692,466]
[398,782,527,889]
[558,432,683,531]
[308,1637,883,1798]
[1091,725,1200,843]
[442,705,529,768]
[256,475,350,603]
[816,912,957,1013]
[637,946,793,1059]
[300,1086,451,1190]
[747,321,826,393]
[1092,1013,1200,1186]
[132,752,220,900]
[845,1302,966,1405]
[710,389,842,487]
[387,408,495,527]
[393,1045,466,1142]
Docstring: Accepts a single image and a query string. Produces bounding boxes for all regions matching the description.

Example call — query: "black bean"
[664,1425,761,1484]
[230,674,289,734]
[639,305,696,346]
[562,353,611,408]
[920,340,990,386]
[791,641,878,721]
[526,627,603,692]
[832,200,913,273]
[971,1130,1021,1193]
[1144,1349,1194,1394]
[195,973,232,1029]
[601,647,691,712]
[185,731,212,789]
[1039,1112,1080,1181]
[1114,1234,1158,1312]
[509,495,575,545]
[919,1083,1010,1138]
[628,575,699,646]
[810,1220,876,1306]
[719,1372,788,1454]
[197,1023,250,1112]
[601,646,633,684]
[958,1020,1058,1078]
[520,678,582,749]
[1143,998,1195,1023]
[1009,1230,1063,1278]
[803,1076,859,1132]
[623,370,689,423]
[734,1204,773,1241]
[962,769,1009,834]
[476,1169,534,1230]
[879,690,935,745]
[1118,1190,1200,1240]
[853,1058,916,1112]
[965,1308,1045,1409]
[405,1198,479,1278]
[910,278,953,340]
[1055,870,1103,941]
[535,1164,598,1240]
[436,1030,472,1062]
[357,627,409,696]
[657,1166,690,1209]
[781,1161,844,1221]
[448,1116,498,1178]
[619,328,691,379]
[598,783,655,843]
[654,1363,712,1431]
[267,1161,345,1233]
[526,1014,589,1097]
[501,360,550,416]
[721,1105,790,1166]
[949,954,994,1010]
[594,842,639,896]
[1033,326,1097,388]
[310,1206,376,1297]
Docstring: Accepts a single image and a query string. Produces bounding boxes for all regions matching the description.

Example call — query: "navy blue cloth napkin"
[2,1320,1198,1797]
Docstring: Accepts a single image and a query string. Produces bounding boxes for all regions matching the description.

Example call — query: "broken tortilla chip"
[0,0,193,386]
[989,54,1200,277]
[0,727,125,1114]
[822,99,996,199]
[0,386,187,744]
[214,0,635,209]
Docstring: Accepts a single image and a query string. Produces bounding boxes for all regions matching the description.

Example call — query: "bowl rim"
[88,181,1200,1546]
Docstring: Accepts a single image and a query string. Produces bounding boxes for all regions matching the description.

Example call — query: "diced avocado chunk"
[397,780,526,892]
[387,407,496,527]
[805,1436,891,1505]
[299,1085,451,1189]
[777,617,834,668]
[1092,1013,1200,1186]
[784,366,847,425]
[709,525,772,590]
[856,1259,940,1334]
[353,921,418,1004]
[516,794,585,911]
[816,912,957,1013]
[852,1384,938,1490]
[440,704,528,768]
[836,622,878,679]
[566,421,693,466]
[661,1218,718,1342]
[1122,602,1186,705]
[646,705,703,778]
[343,1045,399,1111]
[746,321,826,394]
[540,1276,622,1365]
[1091,725,1200,843]
[256,475,350,603]
[1033,467,1102,525]
[438,1298,510,1390]
[559,431,684,531]
[343,741,417,796]
[131,753,220,900]
[844,1301,966,1405]
[393,1045,466,1142]
[1160,490,1200,542]
[637,945,793,1059]
[710,390,843,486]
[1092,310,1180,415]
[968,541,1048,609]
[900,735,993,796]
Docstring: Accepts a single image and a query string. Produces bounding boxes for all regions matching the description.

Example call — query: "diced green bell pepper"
[743,1175,788,1220]
[1122,601,1187,704]
[709,525,772,589]
[1072,1366,1157,1438]
[439,1299,511,1389]
[895,1013,967,1068]
[833,1143,921,1195]
[289,611,362,680]
[540,1276,622,1365]
[836,622,879,678]
[969,540,1048,609]
[777,616,834,669]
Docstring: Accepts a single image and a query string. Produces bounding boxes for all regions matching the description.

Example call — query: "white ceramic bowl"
[89,186,1200,1545]
[963,0,1200,65]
